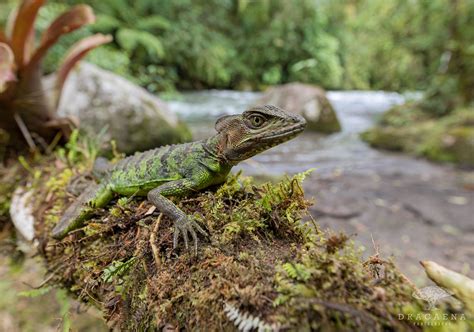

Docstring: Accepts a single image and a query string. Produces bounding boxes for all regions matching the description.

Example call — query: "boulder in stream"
[46,63,191,154]
[256,82,341,134]
[362,104,474,167]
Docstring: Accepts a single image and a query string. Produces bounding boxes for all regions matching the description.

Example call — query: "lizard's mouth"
[261,122,306,142]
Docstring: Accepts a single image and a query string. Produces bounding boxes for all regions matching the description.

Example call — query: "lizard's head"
[215,105,306,163]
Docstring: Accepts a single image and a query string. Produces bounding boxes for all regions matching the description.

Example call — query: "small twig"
[13,112,36,150]
[46,132,63,154]
[370,233,379,256]
[22,265,62,289]
[150,214,163,271]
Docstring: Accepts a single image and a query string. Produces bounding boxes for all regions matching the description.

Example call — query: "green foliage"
[56,128,107,169]
[46,0,473,96]
[116,28,164,59]
[56,289,72,332]
[101,257,138,283]
[19,286,53,298]
[282,262,311,282]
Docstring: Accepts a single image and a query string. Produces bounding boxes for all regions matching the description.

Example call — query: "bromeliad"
[52,105,306,251]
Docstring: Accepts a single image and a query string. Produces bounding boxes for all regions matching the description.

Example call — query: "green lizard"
[52,105,306,250]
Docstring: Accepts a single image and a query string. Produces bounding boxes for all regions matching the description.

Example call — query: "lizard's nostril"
[296,115,306,125]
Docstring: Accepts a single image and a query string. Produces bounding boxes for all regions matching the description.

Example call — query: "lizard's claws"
[173,216,208,253]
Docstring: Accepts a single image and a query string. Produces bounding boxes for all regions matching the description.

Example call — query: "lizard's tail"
[52,183,113,239]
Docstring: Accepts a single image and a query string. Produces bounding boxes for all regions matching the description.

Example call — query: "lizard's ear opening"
[215,115,238,133]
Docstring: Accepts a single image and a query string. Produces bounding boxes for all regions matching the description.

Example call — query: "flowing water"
[167,90,416,175]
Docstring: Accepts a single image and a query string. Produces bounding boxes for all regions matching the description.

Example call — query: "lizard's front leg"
[147,179,207,252]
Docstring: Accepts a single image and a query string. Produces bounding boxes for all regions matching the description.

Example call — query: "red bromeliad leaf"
[23,28,35,64]
[0,30,8,44]
[54,33,112,107]
[10,0,45,68]
[28,5,96,69]
[0,43,16,93]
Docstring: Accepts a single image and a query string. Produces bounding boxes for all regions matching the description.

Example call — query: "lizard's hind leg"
[52,183,113,239]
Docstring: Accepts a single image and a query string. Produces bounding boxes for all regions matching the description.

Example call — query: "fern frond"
[282,262,311,281]
[223,302,280,332]
[116,28,164,59]
[18,285,53,298]
[91,14,120,34]
[94,0,130,21]
[136,15,171,31]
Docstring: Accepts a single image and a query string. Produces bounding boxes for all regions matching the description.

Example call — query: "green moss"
[378,102,431,127]
[362,105,474,167]
[361,127,409,151]
[420,126,474,165]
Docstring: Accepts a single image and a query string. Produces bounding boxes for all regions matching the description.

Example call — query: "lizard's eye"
[249,114,266,128]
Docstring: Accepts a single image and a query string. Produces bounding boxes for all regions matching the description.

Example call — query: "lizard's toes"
[183,229,189,249]
[189,228,199,254]
[194,222,208,237]
[173,226,180,249]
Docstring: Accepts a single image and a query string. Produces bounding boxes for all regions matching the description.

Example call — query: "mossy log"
[3,149,473,331]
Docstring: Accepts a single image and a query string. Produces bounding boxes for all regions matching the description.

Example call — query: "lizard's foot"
[173,215,208,253]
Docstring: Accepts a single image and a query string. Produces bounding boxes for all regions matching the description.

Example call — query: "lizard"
[52,105,306,251]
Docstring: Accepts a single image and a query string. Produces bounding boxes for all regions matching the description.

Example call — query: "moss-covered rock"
[362,105,474,167]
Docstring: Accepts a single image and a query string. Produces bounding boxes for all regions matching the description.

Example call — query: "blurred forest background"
[1,0,471,97]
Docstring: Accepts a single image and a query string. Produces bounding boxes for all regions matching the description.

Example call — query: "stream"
[167,90,473,280]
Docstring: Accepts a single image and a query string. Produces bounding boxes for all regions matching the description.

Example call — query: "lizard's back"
[107,142,205,195]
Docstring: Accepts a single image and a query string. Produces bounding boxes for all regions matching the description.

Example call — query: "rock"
[256,83,341,133]
[362,106,474,167]
[10,187,35,241]
[46,63,191,154]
